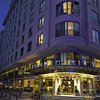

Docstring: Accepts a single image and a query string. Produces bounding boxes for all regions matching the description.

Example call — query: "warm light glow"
[63,2,67,13]
[68,2,72,14]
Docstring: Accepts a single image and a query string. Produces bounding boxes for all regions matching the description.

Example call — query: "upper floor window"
[21,35,24,44]
[27,41,32,52]
[20,47,24,56]
[37,33,43,46]
[92,30,100,44]
[91,10,98,25]
[39,1,45,13]
[28,27,32,38]
[23,23,25,32]
[56,22,80,37]
[38,16,45,29]
[56,1,79,16]
[92,0,97,6]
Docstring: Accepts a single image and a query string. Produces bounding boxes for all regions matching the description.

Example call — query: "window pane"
[68,2,72,14]
[68,22,74,35]
[63,2,67,13]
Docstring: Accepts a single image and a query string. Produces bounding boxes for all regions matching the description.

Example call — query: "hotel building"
[0,0,100,96]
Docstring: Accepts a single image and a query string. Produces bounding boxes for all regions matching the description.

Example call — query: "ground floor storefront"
[1,72,100,96]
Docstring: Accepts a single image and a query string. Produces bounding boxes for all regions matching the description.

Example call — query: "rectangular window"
[91,10,98,25]
[55,22,80,37]
[15,52,18,60]
[39,1,45,13]
[16,41,18,49]
[38,16,45,28]
[92,30,100,44]
[23,23,25,32]
[20,47,24,56]
[68,2,72,14]
[27,41,32,52]
[38,33,43,46]
[92,0,97,6]
[63,2,67,13]
[68,22,74,35]
[56,22,65,37]
[28,27,32,38]
[21,35,24,44]
[56,1,79,16]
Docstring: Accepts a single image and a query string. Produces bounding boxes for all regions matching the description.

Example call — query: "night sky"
[0,0,10,31]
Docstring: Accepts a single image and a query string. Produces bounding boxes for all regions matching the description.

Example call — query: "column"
[93,77,96,96]
[52,74,56,95]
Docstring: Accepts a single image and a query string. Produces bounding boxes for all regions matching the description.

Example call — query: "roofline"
[3,0,17,26]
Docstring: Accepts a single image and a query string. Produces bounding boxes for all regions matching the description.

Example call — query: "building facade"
[0,0,100,96]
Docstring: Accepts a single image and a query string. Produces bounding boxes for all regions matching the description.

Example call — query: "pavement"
[0,94,33,100]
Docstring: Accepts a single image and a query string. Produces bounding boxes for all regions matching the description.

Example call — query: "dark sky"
[0,0,10,31]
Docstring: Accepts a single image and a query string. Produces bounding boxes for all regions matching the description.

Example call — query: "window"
[92,0,97,6]
[27,41,32,52]
[30,0,34,11]
[56,22,80,37]
[56,1,79,16]
[21,35,24,44]
[17,30,19,37]
[55,22,65,37]
[20,47,24,56]
[91,10,98,25]
[10,55,13,62]
[16,41,18,49]
[29,12,34,24]
[28,27,32,38]
[15,52,18,60]
[39,1,45,13]
[92,30,100,44]
[38,16,45,28]
[38,33,43,46]
[23,23,25,32]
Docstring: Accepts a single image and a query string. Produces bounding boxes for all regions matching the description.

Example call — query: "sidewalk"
[0,94,33,100]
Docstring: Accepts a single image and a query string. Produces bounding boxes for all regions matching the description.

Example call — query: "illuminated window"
[68,2,72,14]
[68,22,74,35]
[56,1,79,16]
[38,33,43,46]
[56,22,80,37]
[63,2,67,13]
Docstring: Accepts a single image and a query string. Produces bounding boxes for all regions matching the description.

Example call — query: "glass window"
[55,22,80,37]
[38,16,45,28]
[92,30,100,44]
[91,10,98,25]
[92,0,97,6]
[56,1,79,16]
[39,1,45,13]
[63,2,67,13]
[37,33,43,46]
[68,22,74,35]
[68,2,72,14]
[20,47,24,56]
[27,41,32,52]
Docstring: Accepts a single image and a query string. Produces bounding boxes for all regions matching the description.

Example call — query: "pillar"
[93,77,96,96]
